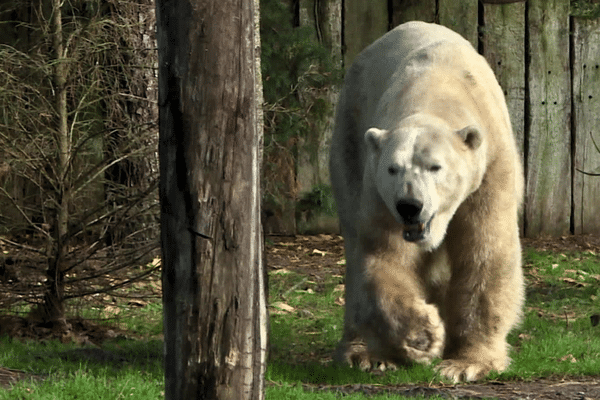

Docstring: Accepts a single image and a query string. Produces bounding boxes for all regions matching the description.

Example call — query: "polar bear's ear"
[365,128,388,152]
[456,125,482,150]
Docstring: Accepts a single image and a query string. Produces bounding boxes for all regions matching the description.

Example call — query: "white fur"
[330,21,524,382]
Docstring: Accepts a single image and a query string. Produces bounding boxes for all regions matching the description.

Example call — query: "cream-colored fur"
[329,21,524,382]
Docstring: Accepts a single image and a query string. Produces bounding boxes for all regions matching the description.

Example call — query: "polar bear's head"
[365,115,484,250]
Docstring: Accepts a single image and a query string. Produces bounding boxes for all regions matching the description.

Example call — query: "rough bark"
[157,0,267,398]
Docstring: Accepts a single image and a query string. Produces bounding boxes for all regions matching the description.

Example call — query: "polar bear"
[329,21,524,382]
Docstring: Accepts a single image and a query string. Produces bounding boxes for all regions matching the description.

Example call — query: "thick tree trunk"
[157,0,266,399]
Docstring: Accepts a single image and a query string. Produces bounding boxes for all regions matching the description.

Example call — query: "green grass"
[1,245,600,398]
[504,248,600,379]
[266,247,600,392]
[0,337,164,399]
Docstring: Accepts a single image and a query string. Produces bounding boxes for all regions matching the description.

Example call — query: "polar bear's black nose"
[396,199,423,223]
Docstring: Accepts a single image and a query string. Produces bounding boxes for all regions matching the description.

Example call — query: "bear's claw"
[435,359,503,383]
[335,341,399,371]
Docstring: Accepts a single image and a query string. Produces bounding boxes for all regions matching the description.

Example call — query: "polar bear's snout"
[396,198,423,223]
[396,198,433,242]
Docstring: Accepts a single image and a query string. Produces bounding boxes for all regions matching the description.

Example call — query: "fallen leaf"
[564,269,587,275]
[333,284,345,292]
[561,277,588,287]
[272,302,295,313]
[102,305,121,317]
[272,268,292,275]
[559,354,577,363]
[128,300,147,307]
[311,249,326,256]
[150,257,161,267]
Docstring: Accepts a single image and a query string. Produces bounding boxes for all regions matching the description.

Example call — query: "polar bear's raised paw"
[401,303,445,364]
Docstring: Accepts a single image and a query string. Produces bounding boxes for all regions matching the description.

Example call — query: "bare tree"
[157,0,267,398]
[0,0,159,325]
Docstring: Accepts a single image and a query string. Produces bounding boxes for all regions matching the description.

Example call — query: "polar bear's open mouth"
[402,218,432,242]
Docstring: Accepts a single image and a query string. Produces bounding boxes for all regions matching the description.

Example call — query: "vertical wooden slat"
[390,0,435,28]
[526,0,571,237]
[297,0,342,233]
[343,0,388,66]
[438,0,479,47]
[573,18,600,234]
[482,1,526,232]
[483,2,526,155]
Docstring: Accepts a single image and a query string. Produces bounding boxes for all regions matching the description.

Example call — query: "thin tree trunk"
[157,0,266,398]
[37,0,70,327]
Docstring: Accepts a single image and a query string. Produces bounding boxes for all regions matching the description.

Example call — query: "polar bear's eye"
[388,165,399,175]
[429,165,442,172]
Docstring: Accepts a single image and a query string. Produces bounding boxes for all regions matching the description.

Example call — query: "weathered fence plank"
[573,17,600,234]
[482,3,526,158]
[482,1,526,232]
[526,0,571,237]
[297,0,342,233]
[330,0,600,237]
[344,0,388,65]
[390,0,435,27]
[438,0,479,47]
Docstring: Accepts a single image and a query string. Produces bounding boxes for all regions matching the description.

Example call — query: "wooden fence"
[339,0,600,237]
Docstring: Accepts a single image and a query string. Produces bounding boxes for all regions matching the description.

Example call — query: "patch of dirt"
[300,378,600,400]
[0,367,44,389]
[266,234,600,281]
[522,234,600,255]
[0,315,130,345]
[266,234,346,279]
[265,234,600,399]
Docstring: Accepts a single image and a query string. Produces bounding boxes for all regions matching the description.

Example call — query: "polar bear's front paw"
[435,358,505,382]
[401,303,445,364]
[335,340,398,371]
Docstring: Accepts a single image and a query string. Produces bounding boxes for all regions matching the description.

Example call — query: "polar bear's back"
[357,21,473,66]
[345,22,486,130]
